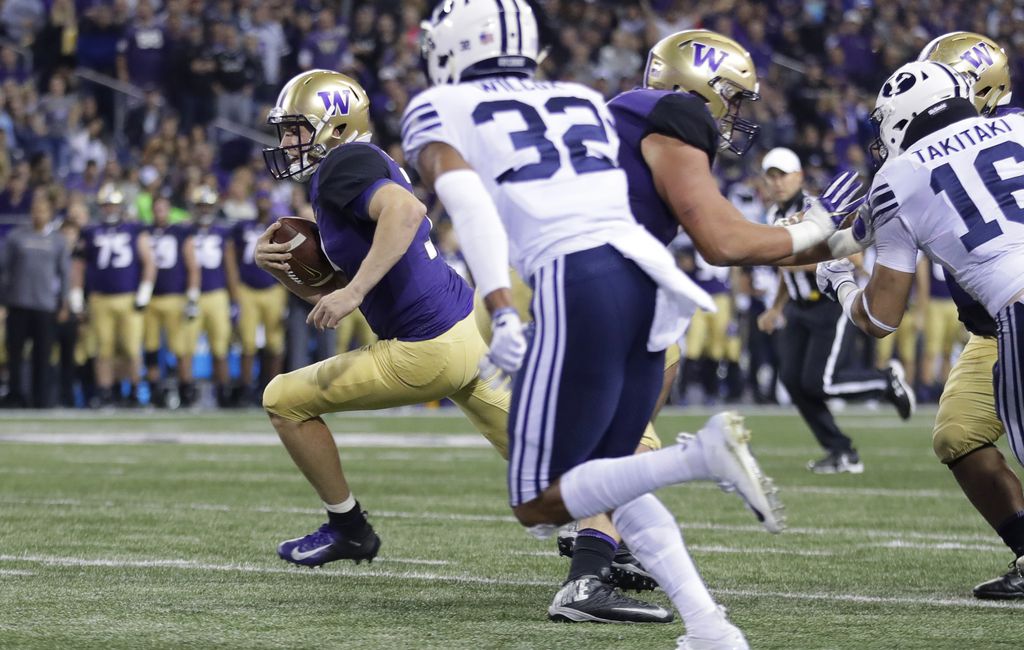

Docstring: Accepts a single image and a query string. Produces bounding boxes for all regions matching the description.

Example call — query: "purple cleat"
[277,522,381,568]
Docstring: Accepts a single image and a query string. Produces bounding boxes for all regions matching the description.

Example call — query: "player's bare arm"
[223,238,241,304]
[819,259,914,339]
[307,184,426,330]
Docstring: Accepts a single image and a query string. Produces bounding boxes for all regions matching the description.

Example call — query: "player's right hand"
[254,221,292,272]
[486,307,527,374]
[756,307,784,334]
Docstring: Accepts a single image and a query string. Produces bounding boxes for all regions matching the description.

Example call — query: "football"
[268,217,346,299]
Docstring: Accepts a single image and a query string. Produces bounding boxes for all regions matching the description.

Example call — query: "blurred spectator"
[297,8,351,72]
[0,0,45,47]
[125,86,168,147]
[116,1,167,91]
[214,23,260,127]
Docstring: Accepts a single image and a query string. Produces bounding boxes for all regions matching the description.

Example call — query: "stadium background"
[1,0,1023,408]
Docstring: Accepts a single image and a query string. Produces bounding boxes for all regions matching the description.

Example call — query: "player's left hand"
[802,171,866,237]
[816,258,857,302]
[307,287,362,330]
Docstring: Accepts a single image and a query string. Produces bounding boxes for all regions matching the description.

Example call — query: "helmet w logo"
[960,43,994,70]
[317,90,351,117]
[693,43,729,73]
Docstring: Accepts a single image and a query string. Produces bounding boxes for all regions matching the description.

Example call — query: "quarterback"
[256,69,509,569]
[817,59,1024,586]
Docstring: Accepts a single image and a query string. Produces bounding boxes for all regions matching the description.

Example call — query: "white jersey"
[401,76,640,279]
[871,112,1024,317]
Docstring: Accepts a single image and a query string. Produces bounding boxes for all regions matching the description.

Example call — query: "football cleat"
[556,529,658,592]
[678,412,786,533]
[277,522,381,568]
[676,624,750,650]
[548,573,674,624]
[807,450,864,475]
[972,559,1024,599]
[883,359,915,420]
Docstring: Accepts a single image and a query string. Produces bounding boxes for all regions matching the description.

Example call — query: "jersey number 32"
[472,97,615,183]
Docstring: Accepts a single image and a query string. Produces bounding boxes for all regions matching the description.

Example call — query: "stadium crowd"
[0,0,1019,408]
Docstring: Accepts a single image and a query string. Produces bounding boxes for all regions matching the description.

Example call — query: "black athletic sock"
[997,510,1024,557]
[566,529,617,582]
[327,502,370,537]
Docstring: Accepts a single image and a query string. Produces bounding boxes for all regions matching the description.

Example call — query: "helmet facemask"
[264,111,333,182]
[713,78,760,155]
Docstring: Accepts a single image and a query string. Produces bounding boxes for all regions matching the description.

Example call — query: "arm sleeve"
[316,145,393,218]
[401,88,462,171]
[645,93,719,165]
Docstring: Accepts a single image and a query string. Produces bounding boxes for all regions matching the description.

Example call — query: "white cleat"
[678,411,786,534]
[676,623,750,650]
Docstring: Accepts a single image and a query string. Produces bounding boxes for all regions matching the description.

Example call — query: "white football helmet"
[420,0,540,85]
[871,61,975,162]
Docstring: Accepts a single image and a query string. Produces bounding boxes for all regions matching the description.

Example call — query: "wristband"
[186,287,200,303]
[786,220,826,254]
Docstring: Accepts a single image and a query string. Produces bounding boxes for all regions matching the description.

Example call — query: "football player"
[816,59,1024,593]
[677,248,738,404]
[255,69,509,574]
[225,191,287,404]
[186,186,237,407]
[405,6,848,647]
[144,195,200,407]
[916,259,961,398]
[70,184,156,407]
[917,33,1024,599]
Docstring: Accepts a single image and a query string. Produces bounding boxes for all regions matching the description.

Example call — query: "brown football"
[268,217,346,299]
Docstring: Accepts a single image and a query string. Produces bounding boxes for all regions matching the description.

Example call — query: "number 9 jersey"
[402,78,636,279]
[871,109,1024,318]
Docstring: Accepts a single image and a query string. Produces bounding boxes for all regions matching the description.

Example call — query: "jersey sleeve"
[316,145,393,218]
[645,93,719,164]
[401,88,462,172]
[872,213,919,274]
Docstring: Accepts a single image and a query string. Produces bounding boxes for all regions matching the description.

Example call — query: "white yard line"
[0,432,495,448]
[0,569,35,576]
[0,552,1016,610]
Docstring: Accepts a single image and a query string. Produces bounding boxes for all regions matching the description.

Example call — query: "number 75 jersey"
[402,78,636,279]
[871,110,1024,317]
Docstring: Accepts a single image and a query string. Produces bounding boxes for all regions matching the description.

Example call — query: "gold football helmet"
[644,29,760,155]
[97,183,125,224]
[263,69,372,182]
[918,31,1010,116]
[190,185,219,225]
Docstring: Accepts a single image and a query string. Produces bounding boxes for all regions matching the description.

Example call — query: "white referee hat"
[761,147,803,174]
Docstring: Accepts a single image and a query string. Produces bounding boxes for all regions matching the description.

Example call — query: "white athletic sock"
[559,440,711,520]
[324,494,357,513]
[612,494,726,637]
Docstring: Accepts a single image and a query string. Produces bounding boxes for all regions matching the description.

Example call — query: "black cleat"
[548,573,674,624]
[557,529,658,592]
[973,561,1024,599]
[883,360,915,420]
[277,522,381,567]
[807,450,864,474]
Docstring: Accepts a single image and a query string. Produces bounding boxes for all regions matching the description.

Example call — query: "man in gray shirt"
[0,190,68,407]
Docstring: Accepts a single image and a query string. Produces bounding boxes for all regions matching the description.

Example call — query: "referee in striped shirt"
[756,148,914,474]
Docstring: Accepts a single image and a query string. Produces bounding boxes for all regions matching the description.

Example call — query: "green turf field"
[0,407,1021,649]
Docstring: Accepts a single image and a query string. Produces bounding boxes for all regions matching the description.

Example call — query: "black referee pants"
[6,307,57,408]
[778,301,889,454]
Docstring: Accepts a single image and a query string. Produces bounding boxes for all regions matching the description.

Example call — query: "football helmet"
[870,61,975,163]
[97,183,125,224]
[420,0,540,85]
[918,32,1011,116]
[190,185,219,225]
[643,29,760,155]
[263,70,371,182]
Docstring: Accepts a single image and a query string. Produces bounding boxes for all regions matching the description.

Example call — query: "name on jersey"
[476,77,561,93]
[909,118,1012,163]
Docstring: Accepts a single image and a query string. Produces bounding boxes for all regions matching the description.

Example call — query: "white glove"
[485,307,527,374]
[816,258,857,302]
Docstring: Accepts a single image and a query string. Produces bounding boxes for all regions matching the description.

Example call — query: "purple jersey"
[231,219,277,290]
[607,89,719,245]
[192,224,229,292]
[150,223,192,296]
[309,142,472,341]
[118,25,166,87]
[76,222,144,295]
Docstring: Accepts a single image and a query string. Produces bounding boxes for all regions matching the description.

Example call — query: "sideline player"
[816,59,1024,586]
[70,184,155,407]
[144,195,200,408]
[405,7,855,647]
[226,191,287,404]
[256,69,509,570]
[918,33,1024,598]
